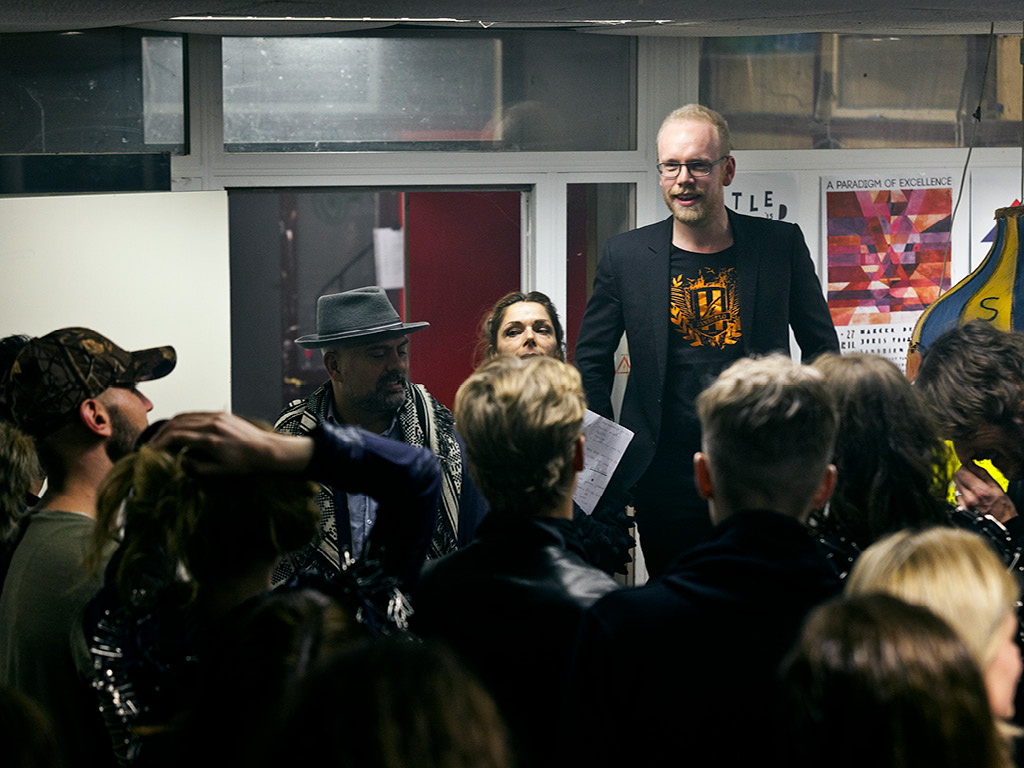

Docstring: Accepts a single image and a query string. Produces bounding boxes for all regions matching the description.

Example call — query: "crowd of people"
[3,102,1024,768]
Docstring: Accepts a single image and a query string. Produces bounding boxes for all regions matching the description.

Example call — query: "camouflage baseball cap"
[8,327,176,437]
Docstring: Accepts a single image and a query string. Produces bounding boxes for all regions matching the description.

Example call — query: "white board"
[0,190,231,421]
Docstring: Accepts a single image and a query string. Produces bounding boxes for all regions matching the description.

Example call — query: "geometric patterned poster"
[821,172,953,368]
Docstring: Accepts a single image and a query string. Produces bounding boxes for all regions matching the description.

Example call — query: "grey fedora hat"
[295,286,430,349]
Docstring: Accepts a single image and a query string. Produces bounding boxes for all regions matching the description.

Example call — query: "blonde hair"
[454,355,584,516]
[696,354,837,518]
[657,104,732,154]
[847,527,1019,673]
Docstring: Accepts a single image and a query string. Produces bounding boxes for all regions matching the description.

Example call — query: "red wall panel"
[406,190,521,409]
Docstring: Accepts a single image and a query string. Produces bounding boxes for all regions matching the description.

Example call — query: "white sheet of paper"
[373,227,405,290]
[573,409,634,515]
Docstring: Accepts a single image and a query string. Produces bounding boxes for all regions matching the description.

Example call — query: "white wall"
[0,190,231,421]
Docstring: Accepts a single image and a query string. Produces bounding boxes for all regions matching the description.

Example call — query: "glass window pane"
[142,36,186,146]
[701,33,1023,150]
[222,31,635,152]
[566,182,634,358]
[0,28,185,154]
[229,188,523,421]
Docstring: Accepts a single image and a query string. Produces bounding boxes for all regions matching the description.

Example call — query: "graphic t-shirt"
[636,244,744,501]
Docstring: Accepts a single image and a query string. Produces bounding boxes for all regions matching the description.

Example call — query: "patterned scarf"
[273,382,462,583]
[397,383,461,559]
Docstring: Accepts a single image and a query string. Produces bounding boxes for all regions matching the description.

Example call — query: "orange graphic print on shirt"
[670,267,742,348]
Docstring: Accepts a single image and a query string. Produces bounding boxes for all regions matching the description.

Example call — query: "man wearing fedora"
[274,286,486,583]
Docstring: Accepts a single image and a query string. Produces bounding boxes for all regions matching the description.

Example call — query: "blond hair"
[657,104,732,154]
[454,355,584,516]
[696,354,837,518]
[847,527,1019,673]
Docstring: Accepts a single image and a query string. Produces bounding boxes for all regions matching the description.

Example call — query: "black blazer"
[574,210,839,493]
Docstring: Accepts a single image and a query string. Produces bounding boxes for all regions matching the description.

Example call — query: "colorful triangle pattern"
[826,188,952,326]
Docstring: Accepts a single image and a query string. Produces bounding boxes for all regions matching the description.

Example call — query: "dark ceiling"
[1,0,1022,36]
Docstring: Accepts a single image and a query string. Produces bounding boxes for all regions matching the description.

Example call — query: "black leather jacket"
[412,512,619,768]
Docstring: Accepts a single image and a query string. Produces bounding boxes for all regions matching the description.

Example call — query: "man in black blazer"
[574,104,838,577]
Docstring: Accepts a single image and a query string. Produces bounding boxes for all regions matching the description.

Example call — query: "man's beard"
[104,404,143,463]
[663,184,715,227]
[353,371,408,414]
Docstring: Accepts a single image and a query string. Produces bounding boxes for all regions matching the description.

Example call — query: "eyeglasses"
[657,156,730,179]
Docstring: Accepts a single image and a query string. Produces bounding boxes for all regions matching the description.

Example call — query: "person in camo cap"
[0,327,175,768]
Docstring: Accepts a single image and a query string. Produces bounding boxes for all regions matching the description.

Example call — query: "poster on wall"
[821,171,954,370]
[726,172,798,222]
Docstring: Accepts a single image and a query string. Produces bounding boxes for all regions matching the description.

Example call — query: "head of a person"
[811,353,951,545]
[263,638,513,768]
[0,334,33,423]
[94,433,319,609]
[6,328,175,483]
[695,354,838,523]
[480,290,565,363]
[295,287,429,420]
[656,104,736,229]
[184,588,363,765]
[847,527,1022,721]
[0,422,44,541]
[455,355,585,517]
[779,592,1012,768]
[915,319,1024,481]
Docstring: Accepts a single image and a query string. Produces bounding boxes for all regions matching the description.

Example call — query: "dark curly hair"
[915,319,1024,444]
[812,353,950,546]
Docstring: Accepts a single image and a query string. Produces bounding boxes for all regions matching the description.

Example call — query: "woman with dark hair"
[476,291,634,575]
[809,352,1024,580]
[79,413,441,766]
[479,290,565,362]
[0,335,43,544]
[779,592,1012,768]
[82,435,323,765]
[0,422,43,543]
[811,353,950,547]
[0,334,34,423]
[183,588,363,768]
[262,638,514,768]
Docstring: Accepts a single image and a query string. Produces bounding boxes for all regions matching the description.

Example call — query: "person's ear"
[323,350,343,382]
[812,464,838,510]
[721,155,737,187]
[79,398,112,438]
[572,434,586,472]
[694,452,714,500]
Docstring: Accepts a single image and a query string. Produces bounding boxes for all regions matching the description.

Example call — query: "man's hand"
[149,412,314,475]
[954,461,1018,523]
